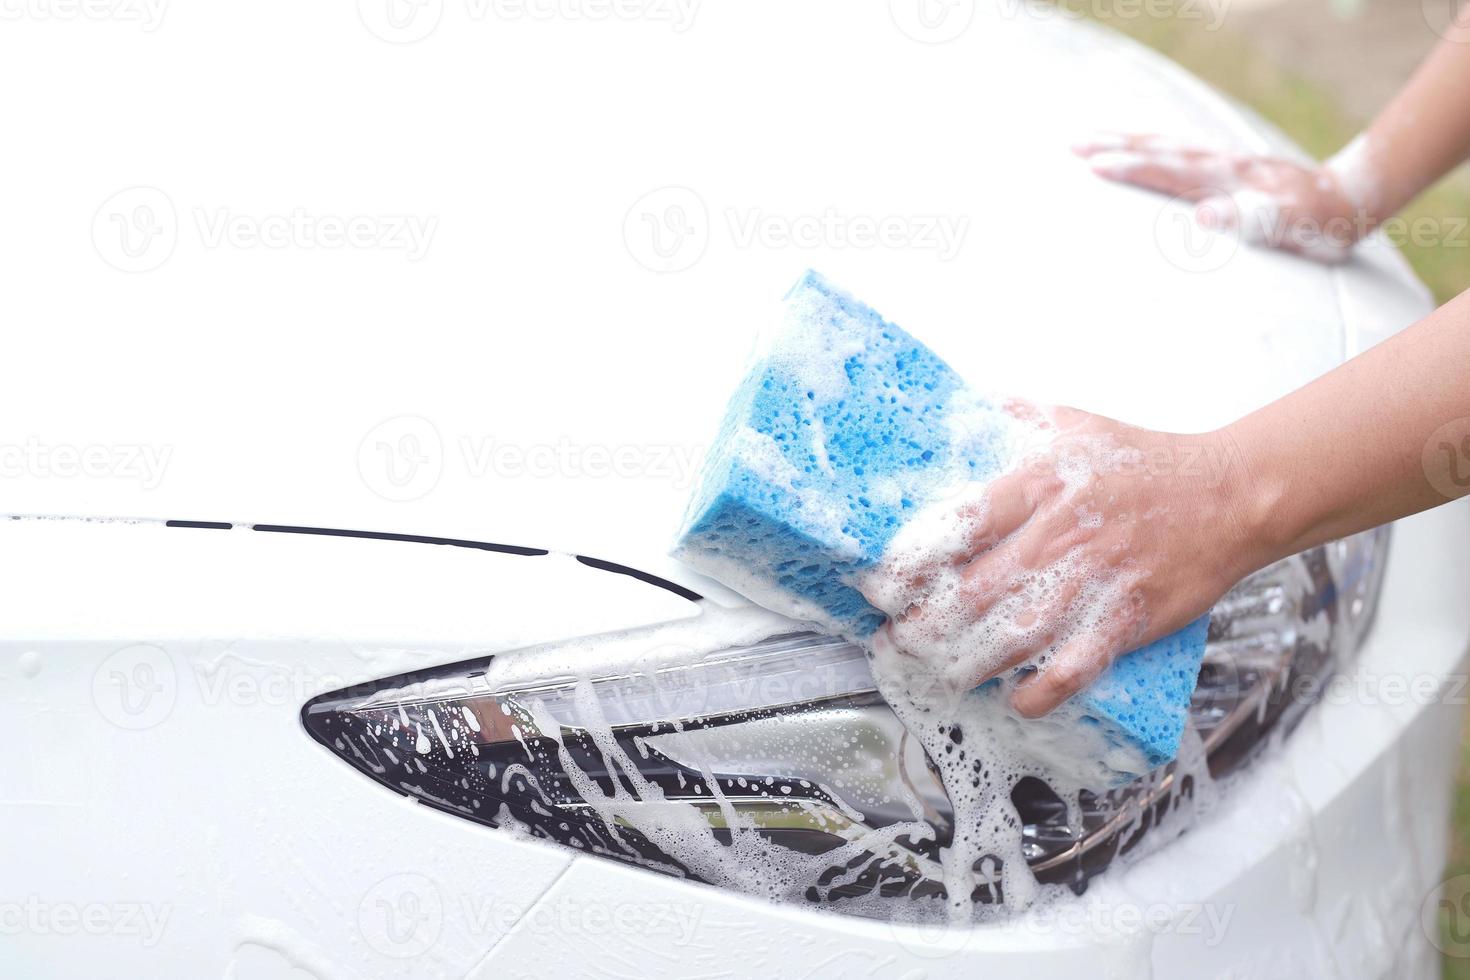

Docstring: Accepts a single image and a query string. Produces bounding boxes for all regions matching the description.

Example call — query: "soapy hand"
[1073,133,1368,262]
[862,404,1254,718]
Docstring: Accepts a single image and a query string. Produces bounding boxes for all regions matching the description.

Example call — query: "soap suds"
[672,274,1210,920]
[1324,133,1380,216]
[329,598,1216,924]
[855,414,1173,920]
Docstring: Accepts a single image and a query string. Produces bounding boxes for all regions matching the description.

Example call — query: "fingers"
[962,575,1082,689]
[870,621,912,665]
[1009,635,1114,719]
[1009,597,1146,717]
[1075,133,1239,202]
[1046,404,1088,427]
[1000,397,1051,428]
[1071,132,1158,156]
[960,472,1037,553]
[1089,154,1231,201]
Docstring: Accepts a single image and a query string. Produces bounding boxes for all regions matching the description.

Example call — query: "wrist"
[1210,422,1291,582]
[1323,132,1403,240]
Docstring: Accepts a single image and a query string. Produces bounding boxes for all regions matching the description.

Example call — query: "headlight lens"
[302,526,1389,917]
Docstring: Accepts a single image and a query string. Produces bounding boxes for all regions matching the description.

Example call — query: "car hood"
[2,14,1431,594]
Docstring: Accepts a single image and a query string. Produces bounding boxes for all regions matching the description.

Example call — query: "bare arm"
[1355,13,1470,224]
[1073,10,1470,259]
[861,291,1470,717]
[1228,283,1470,564]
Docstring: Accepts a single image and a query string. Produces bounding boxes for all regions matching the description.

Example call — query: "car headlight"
[302,526,1389,916]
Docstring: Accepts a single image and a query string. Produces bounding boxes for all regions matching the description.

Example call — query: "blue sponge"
[674,270,1208,777]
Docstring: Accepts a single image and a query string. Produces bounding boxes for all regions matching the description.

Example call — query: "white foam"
[849,406,1194,921]
[1324,133,1380,216]
[727,424,863,560]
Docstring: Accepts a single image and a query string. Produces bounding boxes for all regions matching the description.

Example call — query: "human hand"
[1073,133,1371,263]
[860,404,1257,718]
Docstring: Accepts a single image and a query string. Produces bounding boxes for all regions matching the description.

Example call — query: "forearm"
[1224,290,1470,571]
[1339,12,1470,223]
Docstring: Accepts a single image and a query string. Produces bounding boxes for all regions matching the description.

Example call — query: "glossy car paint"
[0,3,1462,977]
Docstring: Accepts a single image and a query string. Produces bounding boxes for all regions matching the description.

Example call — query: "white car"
[3,5,1465,978]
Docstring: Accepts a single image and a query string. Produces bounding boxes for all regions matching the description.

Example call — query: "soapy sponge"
[674,270,1208,776]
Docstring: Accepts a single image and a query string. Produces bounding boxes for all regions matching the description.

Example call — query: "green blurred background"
[1081,0,1470,302]
[1073,0,1470,971]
